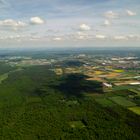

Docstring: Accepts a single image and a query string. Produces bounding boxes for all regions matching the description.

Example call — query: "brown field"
[101,72,121,79]
[86,77,105,82]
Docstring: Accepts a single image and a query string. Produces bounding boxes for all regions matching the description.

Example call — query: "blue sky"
[0,0,140,48]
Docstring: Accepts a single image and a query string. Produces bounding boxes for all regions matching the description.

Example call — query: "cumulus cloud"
[114,36,127,40]
[30,17,45,25]
[104,19,111,26]
[78,36,85,40]
[127,35,140,40]
[0,34,24,41]
[104,11,118,19]
[76,31,91,40]
[53,37,62,41]
[77,31,87,36]
[96,35,106,39]
[79,24,91,31]
[126,10,136,16]
[0,19,27,27]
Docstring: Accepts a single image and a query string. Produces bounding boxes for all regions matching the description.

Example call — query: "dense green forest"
[0,65,140,140]
[0,62,15,75]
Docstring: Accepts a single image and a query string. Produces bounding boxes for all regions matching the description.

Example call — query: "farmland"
[95,98,115,107]
[128,107,140,115]
[108,96,136,107]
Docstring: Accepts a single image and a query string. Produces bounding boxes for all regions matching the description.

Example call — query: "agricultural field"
[95,98,115,107]
[108,96,136,107]
[113,69,125,73]
[128,107,140,115]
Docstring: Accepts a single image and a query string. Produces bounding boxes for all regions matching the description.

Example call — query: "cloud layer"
[0,0,139,47]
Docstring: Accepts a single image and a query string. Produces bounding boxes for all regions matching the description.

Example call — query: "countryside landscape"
[0,48,140,139]
[0,0,140,139]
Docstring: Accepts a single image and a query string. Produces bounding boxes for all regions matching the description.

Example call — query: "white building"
[103,83,112,88]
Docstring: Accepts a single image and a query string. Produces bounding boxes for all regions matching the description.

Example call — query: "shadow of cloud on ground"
[49,74,103,98]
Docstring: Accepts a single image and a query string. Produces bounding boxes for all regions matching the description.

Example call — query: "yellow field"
[94,70,104,75]
[113,69,124,73]
[128,107,140,115]
[64,68,82,74]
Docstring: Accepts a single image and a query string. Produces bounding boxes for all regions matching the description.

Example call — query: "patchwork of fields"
[92,89,140,115]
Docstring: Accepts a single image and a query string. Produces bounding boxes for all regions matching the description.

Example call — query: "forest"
[0,64,139,140]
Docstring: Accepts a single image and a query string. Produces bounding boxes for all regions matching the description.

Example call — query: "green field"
[109,96,136,107]
[112,85,136,91]
[0,73,8,84]
[95,98,115,107]
[129,89,140,96]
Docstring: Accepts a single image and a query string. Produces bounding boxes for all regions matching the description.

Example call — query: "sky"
[0,0,140,48]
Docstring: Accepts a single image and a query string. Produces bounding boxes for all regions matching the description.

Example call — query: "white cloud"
[53,37,62,41]
[104,19,111,26]
[114,36,127,40]
[0,19,27,27]
[77,31,87,36]
[104,11,118,19]
[76,31,91,40]
[127,35,136,38]
[79,24,91,31]
[78,36,85,40]
[126,10,136,16]
[0,35,23,41]
[30,17,45,25]
[127,34,140,40]
[96,35,106,39]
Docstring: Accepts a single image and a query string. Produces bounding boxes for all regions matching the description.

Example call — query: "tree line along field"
[0,64,140,139]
